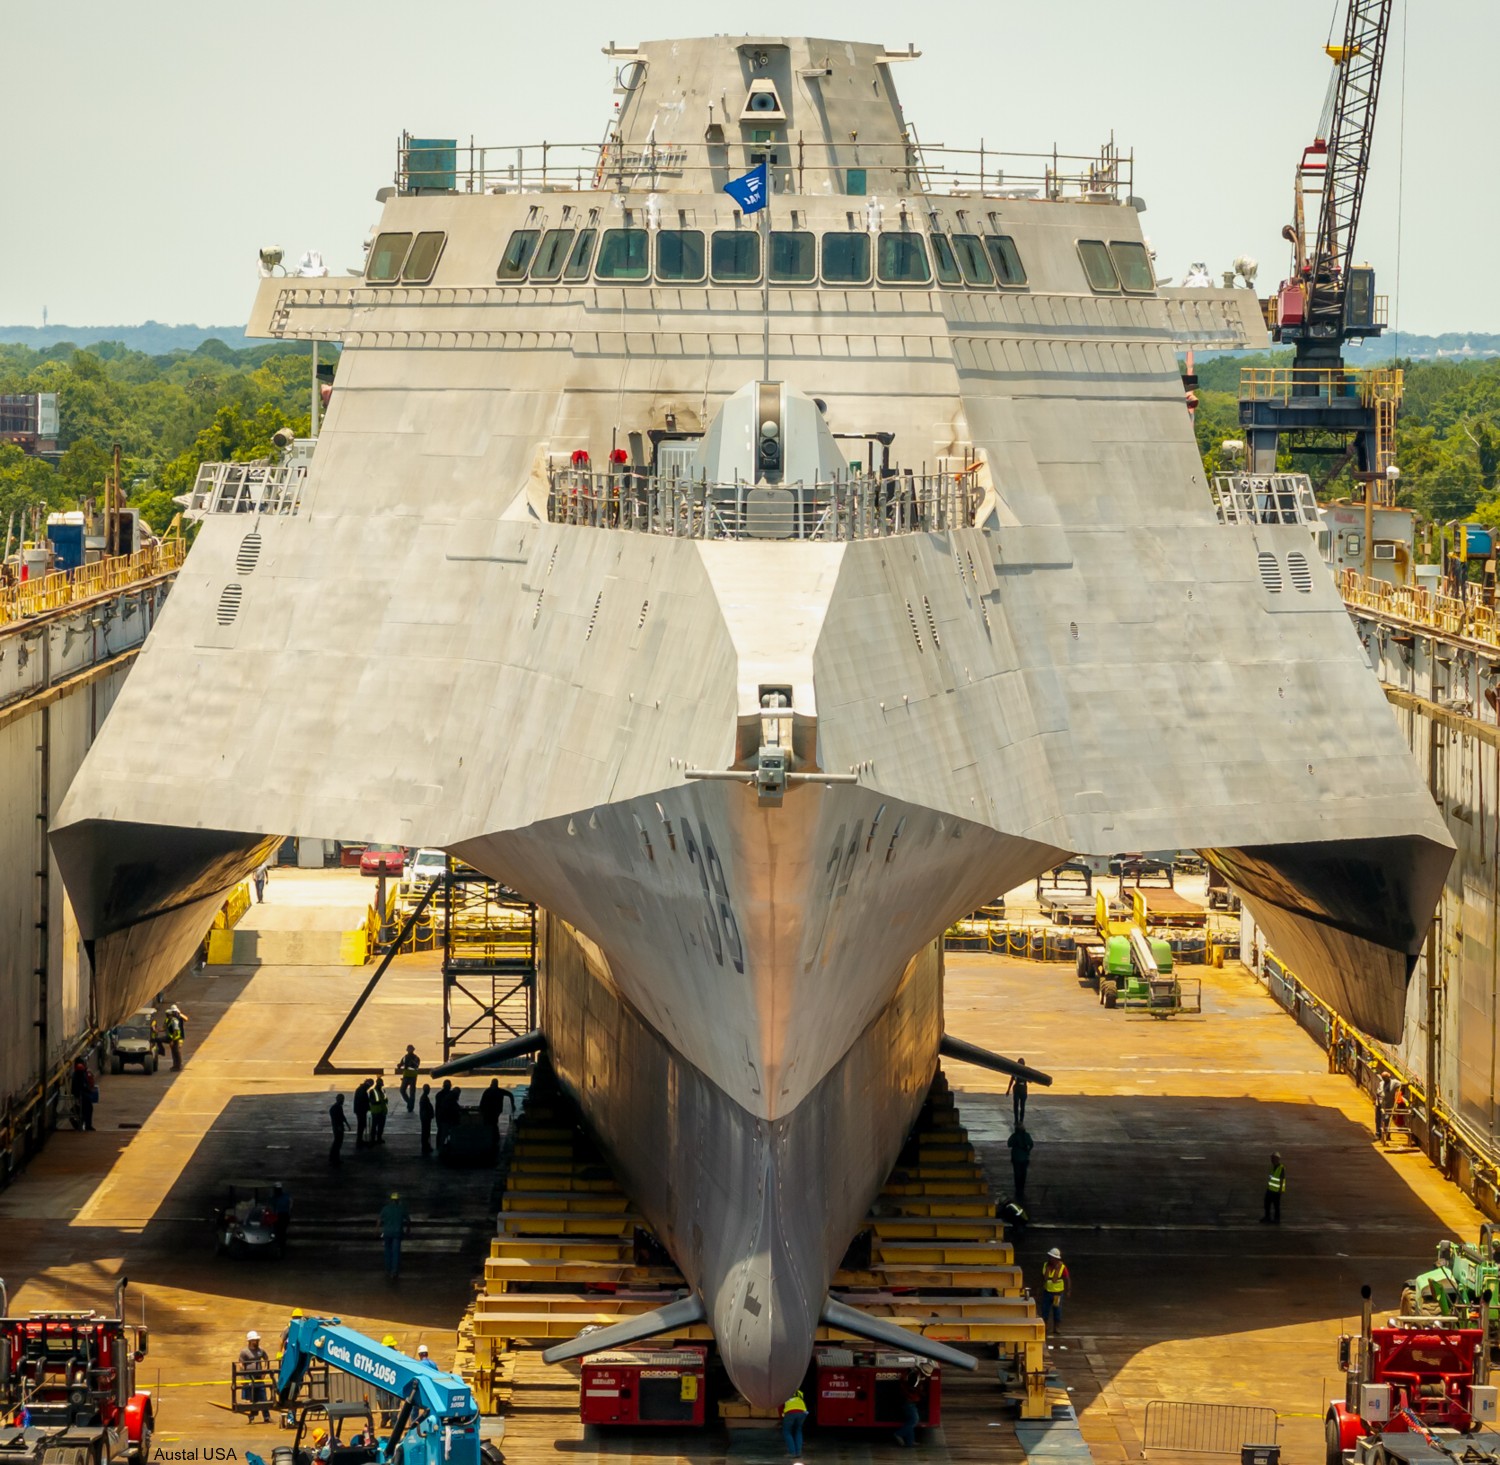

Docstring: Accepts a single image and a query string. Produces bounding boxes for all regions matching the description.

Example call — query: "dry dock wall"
[1266,608,1500,1208]
[0,578,172,1180]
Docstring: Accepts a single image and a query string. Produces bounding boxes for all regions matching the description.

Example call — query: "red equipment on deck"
[579,1346,706,1427]
[0,1278,154,1465]
[813,1347,941,1430]
[1327,1284,1498,1464]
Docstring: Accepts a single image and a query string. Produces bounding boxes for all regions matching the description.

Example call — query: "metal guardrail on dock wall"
[1260,952,1500,1221]
[0,540,186,628]
[1342,569,1500,651]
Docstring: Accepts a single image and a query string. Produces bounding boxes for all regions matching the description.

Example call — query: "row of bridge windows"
[365,227,1155,295]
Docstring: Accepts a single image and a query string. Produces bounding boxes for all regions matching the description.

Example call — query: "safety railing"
[1341,569,1500,651]
[1210,473,1319,527]
[1239,365,1404,409]
[1142,1400,1278,1455]
[398,135,1133,203]
[547,470,979,540]
[0,539,187,628]
[1257,950,1500,1215]
[942,921,1218,965]
[184,461,308,519]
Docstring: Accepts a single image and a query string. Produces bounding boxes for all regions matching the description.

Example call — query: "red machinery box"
[814,1347,941,1429]
[579,1346,707,1426]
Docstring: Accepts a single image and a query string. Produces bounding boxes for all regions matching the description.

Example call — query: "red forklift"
[0,1278,154,1465]
[1326,1284,1499,1465]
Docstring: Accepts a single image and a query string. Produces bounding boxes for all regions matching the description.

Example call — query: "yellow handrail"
[0,539,187,628]
[1342,568,1500,652]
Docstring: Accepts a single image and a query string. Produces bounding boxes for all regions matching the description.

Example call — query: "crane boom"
[1306,0,1393,334]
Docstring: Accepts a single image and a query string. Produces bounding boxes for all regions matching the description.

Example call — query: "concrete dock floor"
[0,878,1483,1465]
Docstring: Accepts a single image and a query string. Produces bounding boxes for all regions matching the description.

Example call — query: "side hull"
[539,914,942,1409]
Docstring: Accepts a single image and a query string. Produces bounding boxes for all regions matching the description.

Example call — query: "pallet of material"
[871,1237,1017,1266]
[1133,887,1208,926]
[499,1190,634,1213]
[489,1236,635,1262]
[869,1214,1008,1241]
[834,1261,1024,1293]
[494,1211,639,1236]
[483,1256,683,1289]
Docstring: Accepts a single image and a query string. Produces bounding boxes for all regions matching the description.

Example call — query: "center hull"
[540,912,943,1409]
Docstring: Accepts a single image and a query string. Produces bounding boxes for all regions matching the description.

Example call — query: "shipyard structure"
[0,32,1466,1406]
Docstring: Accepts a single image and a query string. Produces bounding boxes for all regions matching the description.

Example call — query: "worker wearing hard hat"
[279,1307,304,1360]
[378,1190,412,1281]
[416,1343,432,1365]
[237,1330,273,1422]
[1040,1248,1071,1348]
[311,1427,332,1462]
[781,1386,808,1457]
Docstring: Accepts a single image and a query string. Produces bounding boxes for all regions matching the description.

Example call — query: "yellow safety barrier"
[1342,569,1500,652]
[203,882,254,963]
[0,540,187,628]
[942,920,1217,965]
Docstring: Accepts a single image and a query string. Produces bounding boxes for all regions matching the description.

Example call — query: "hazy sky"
[3,0,1494,333]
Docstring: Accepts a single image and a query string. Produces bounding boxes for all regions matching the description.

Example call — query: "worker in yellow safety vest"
[1261,1151,1286,1225]
[781,1386,808,1457]
[1040,1247,1070,1346]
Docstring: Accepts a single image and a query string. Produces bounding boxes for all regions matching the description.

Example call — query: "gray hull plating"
[46,29,1453,1412]
[539,912,942,1407]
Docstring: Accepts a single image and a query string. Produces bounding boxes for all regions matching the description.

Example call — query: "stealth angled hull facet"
[52,35,1450,1405]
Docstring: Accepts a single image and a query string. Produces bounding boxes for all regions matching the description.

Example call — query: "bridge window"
[1078,240,1120,292]
[596,228,649,280]
[877,233,931,285]
[769,231,816,283]
[496,229,540,281]
[1109,241,1155,293]
[402,231,446,284]
[951,234,995,287]
[822,232,872,284]
[367,232,412,283]
[984,234,1026,287]
[710,230,760,283]
[929,234,962,286]
[656,229,706,282]
[563,229,598,280]
[529,229,574,282]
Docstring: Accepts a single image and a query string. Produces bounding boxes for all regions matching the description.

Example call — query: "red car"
[360,843,406,877]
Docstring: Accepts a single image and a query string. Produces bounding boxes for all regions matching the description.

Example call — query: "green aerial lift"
[1075,891,1201,1016]
[1404,1226,1500,1358]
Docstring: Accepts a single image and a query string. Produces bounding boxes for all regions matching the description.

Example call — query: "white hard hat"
[247,1330,260,1340]
[1047,1248,1062,1259]
[417,1344,429,1356]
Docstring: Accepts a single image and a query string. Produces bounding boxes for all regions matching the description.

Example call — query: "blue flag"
[723,162,769,215]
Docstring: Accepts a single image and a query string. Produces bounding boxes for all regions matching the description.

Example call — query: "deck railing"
[0,539,187,628]
[185,461,309,519]
[546,470,979,541]
[398,135,1133,203]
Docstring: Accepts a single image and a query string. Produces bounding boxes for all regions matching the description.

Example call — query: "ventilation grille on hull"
[1257,552,1283,594]
[216,584,243,624]
[1287,551,1313,593]
[236,532,263,574]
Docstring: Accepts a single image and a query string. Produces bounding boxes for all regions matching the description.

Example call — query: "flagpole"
[761,190,771,382]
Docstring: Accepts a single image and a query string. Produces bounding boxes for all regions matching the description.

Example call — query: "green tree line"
[0,339,325,537]
[1193,352,1500,529]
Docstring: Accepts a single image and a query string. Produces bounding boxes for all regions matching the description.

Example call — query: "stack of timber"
[463,1065,1047,1426]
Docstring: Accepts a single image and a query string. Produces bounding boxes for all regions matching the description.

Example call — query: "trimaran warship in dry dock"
[55,36,1452,1405]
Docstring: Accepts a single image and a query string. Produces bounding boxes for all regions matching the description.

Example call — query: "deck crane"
[1240,0,1403,580]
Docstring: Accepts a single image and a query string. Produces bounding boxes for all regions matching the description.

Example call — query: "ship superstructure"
[53,37,1450,1406]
